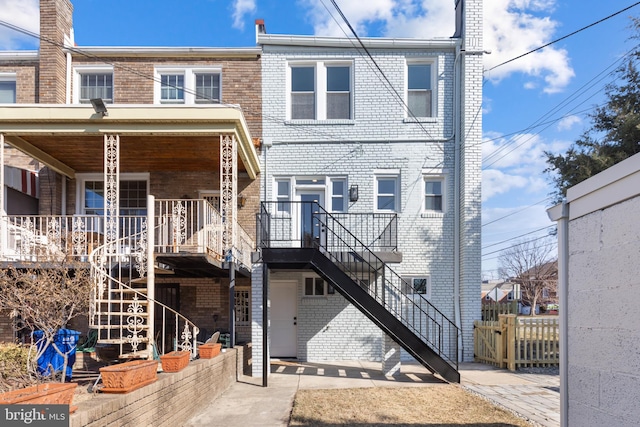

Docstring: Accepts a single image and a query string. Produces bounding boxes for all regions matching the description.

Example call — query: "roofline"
[0,51,39,61]
[65,46,262,58]
[257,34,459,49]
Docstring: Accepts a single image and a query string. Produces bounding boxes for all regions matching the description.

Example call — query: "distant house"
[548,152,640,426]
[482,280,520,304]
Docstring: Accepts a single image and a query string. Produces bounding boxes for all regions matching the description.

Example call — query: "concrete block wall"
[567,195,640,426]
[70,347,241,427]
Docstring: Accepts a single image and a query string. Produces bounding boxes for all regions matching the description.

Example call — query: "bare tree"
[0,261,91,383]
[498,237,557,316]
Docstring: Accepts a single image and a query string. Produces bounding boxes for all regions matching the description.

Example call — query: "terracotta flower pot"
[0,383,77,413]
[160,351,190,373]
[198,343,221,359]
[99,360,158,393]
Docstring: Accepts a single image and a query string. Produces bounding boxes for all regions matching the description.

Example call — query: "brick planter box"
[160,351,190,372]
[198,343,221,359]
[99,360,158,393]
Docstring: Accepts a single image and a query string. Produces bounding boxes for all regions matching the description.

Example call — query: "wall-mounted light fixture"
[90,98,108,117]
[349,184,359,202]
[237,194,247,208]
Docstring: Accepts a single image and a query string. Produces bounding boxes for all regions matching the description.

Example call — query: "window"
[275,179,291,213]
[291,66,315,119]
[375,175,399,212]
[0,74,16,103]
[78,173,149,216]
[73,67,114,104]
[80,73,113,103]
[304,277,328,296]
[289,62,352,120]
[407,62,434,118]
[424,178,443,212]
[330,178,346,212]
[235,289,250,325]
[403,276,430,297]
[326,66,351,119]
[160,74,185,103]
[195,73,220,103]
[155,67,222,104]
[542,288,550,299]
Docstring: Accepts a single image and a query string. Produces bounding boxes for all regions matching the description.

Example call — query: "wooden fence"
[474,314,559,371]
[481,301,519,321]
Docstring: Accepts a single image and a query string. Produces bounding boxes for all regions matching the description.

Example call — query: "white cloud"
[0,0,39,49]
[301,0,573,93]
[482,169,528,201]
[556,114,581,131]
[232,0,257,30]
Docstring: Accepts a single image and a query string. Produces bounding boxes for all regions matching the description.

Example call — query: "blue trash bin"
[33,329,81,381]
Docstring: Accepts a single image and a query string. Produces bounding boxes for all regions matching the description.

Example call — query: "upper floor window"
[375,174,399,212]
[275,178,291,214]
[0,74,16,103]
[289,61,352,121]
[155,67,222,104]
[73,67,114,104]
[424,177,443,212]
[407,61,435,118]
[330,177,346,212]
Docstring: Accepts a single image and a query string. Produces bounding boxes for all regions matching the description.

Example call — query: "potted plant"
[99,360,158,393]
[159,350,190,372]
[198,343,222,359]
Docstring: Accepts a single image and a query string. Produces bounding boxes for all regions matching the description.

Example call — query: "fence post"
[505,314,517,371]
[496,315,505,368]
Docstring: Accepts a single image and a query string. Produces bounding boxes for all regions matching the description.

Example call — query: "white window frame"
[403,275,431,298]
[405,58,437,120]
[274,177,292,215]
[154,66,222,105]
[72,66,114,104]
[374,171,400,213]
[329,177,347,213]
[235,287,251,325]
[75,172,150,215]
[423,175,446,214]
[287,60,354,121]
[0,73,17,104]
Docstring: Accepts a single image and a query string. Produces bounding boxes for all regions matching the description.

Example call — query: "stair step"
[94,312,150,317]
[94,299,149,305]
[104,288,148,293]
[93,324,150,330]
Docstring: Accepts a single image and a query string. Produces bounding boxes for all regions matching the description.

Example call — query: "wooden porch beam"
[4,136,76,179]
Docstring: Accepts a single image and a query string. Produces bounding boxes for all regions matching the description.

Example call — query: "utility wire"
[487,2,640,72]
[482,197,552,227]
[482,225,555,250]
[482,234,556,258]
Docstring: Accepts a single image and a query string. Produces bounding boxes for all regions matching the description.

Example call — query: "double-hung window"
[275,179,291,214]
[155,67,222,104]
[73,67,114,104]
[375,174,399,212]
[424,178,443,212]
[407,61,435,118]
[289,62,352,120]
[0,74,17,103]
[330,178,347,212]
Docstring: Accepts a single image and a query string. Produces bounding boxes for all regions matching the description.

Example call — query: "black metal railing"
[257,201,459,368]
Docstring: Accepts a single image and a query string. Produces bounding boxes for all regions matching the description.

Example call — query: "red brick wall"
[39,0,73,104]
[0,63,38,103]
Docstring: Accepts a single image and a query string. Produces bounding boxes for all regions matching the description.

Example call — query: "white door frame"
[270,280,298,358]
[295,189,326,248]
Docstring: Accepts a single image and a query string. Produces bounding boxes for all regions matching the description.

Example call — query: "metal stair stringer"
[261,247,461,383]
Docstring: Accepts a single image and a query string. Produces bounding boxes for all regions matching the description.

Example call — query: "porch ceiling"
[0,105,260,179]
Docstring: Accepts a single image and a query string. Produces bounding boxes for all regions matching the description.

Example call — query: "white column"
[104,134,119,254]
[147,195,155,360]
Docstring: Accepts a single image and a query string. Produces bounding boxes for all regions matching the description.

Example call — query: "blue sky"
[1,0,638,278]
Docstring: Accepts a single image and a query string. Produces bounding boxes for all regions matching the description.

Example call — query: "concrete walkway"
[185,360,560,427]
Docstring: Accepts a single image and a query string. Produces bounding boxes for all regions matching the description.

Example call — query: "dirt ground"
[289,386,534,426]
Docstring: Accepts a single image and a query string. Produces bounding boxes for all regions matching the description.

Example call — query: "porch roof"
[0,104,260,179]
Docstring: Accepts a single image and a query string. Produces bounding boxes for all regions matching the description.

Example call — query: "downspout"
[65,51,71,104]
[453,44,463,361]
[548,201,569,427]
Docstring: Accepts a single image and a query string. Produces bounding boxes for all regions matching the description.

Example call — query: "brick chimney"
[39,0,73,104]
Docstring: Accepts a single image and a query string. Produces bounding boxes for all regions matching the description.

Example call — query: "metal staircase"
[258,202,461,383]
[89,214,200,360]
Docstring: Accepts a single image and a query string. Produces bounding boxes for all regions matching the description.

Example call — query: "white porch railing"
[1,199,254,270]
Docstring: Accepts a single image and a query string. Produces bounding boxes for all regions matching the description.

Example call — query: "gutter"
[257,34,459,50]
[65,46,262,59]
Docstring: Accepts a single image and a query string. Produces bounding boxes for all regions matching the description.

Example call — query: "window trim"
[329,177,347,213]
[0,73,17,104]
[274,177,292,215]
[374,172,400,213]
[72,66,114,104]
[287,60,354,121]
[303,274,331,297]
[154,66,223,105]
[405,58,437,120]
[75,172,150,215]
[403,275,431,299]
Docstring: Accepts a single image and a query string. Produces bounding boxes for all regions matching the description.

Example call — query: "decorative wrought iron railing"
[257,201,459,368]
[89,220,200,359]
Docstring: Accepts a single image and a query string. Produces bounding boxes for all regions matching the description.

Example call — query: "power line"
[482,235,556,258]
[482,225,555,250]
[482,197,552,227]
[487,2,640,72]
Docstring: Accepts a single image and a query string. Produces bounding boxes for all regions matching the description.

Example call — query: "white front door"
[271,280,298,358]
